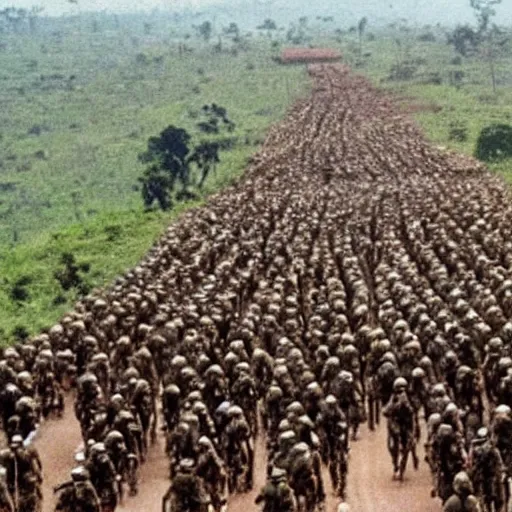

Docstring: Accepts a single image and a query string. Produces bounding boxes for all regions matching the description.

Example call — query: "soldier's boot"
[398,449,409,482]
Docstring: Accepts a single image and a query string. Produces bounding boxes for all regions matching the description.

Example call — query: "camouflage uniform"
[255,467,296,512]
[469,429,505,512]
[54,467,101,512]
[162,459,208,512]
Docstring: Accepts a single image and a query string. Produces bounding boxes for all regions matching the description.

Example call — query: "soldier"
[332,370,364,441]
[104,430,138,498]
[316,395,349,499]
[468,427,505,512]
[491,405,512,505]
[230,363,258,436]
[255,466,296,512]
[224,405,253,492]
[162,458,209,512]
[0,466,14,512]
[0,435,42,512]
[161,384,181,433]
[54,467,101,512]
[435,424,467,503]
[196,436,226,512]
[383,377,418,481]
[443,471,481,512]
[85,442,118,512]
[287,442,319,512]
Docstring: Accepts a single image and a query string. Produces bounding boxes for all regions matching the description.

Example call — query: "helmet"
[453,471,473,495]
[198,436,213,449]
[286,401,305,416]
[338,370,353,383]
[270,466,287,481]
[475,427,489,443]
[437,423,454,439]
[393,377,408,392]
[325,394,338,407]
[495,404,512,416]
[278,419,291,432]
[278,430,296,449]
[432,383,446,397]
[227,405,244,419]
[411,367,425,380]
[456,365,472,379]
[488,337,504,354]
[71,467,90,482]
[427,413,442,431]
[179,458,195,472]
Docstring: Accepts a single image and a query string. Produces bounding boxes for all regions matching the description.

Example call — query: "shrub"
[475,124,512,161]
[9,275,32,303]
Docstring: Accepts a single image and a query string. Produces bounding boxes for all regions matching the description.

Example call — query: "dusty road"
[37,397,442,512]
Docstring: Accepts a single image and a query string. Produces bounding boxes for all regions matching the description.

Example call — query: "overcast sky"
[1,0,511,25]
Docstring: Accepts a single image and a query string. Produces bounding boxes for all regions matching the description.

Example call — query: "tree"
[458,0,509,93]
[197,103,236,134]
[196,20,212,42]
[189,141,220,188]
[224,22,240,38]
[357,16,368,56]
[257,18,277,30]
[447,25,479,57]
[475,124,512,161]
[138,126,193,209]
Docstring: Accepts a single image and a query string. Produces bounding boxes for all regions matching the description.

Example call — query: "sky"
[1,0,511,26]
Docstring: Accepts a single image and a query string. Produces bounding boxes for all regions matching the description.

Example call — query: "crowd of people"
[1,64,512,512]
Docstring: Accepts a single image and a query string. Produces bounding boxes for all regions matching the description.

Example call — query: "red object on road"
[279,47,342,64]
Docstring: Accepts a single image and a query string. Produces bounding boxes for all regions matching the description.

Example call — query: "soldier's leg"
[387,433,399,474]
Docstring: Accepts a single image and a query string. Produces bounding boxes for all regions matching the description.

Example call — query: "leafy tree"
[197,104,235,134]
[138,126,193,209]
[258,18,277,31]
[196,20,212,42]
[224,22,240,37]
[189,141,220,188]
[475,124,512,161]
[447,25,479,56]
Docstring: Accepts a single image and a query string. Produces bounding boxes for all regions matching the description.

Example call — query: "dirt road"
[37,397,442,512]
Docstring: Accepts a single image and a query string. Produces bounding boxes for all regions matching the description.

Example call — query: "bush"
[475,124,512,162]
[9,275,32,303]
